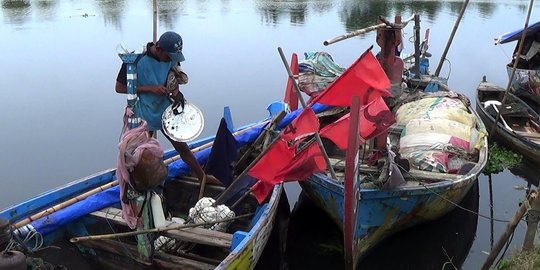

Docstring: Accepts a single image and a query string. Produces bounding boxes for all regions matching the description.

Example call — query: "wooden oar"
[14,121,268,229]
[69,212,253,243]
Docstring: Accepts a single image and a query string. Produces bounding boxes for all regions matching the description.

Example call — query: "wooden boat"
[0,113,292,269]
[286,14,488,268]
[476,78,540,162]
[496,20,540,112]
[0,115,290,269]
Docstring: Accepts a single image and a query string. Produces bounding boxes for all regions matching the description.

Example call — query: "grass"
[497,246,540,270]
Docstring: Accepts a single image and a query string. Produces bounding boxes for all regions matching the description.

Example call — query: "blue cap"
[158,31,185,63]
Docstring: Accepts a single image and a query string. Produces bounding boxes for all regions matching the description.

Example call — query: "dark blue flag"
[205,118,238,187]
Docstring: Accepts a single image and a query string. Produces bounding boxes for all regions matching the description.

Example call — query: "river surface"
[1,0,540,269]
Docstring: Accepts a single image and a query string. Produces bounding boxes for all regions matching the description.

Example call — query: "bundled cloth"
[298,51,345,97]
[395,95,485,173]
[117,107,167,229]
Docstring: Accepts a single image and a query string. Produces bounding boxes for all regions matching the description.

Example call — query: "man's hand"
[151,85,168,96]
[171,91,186,115]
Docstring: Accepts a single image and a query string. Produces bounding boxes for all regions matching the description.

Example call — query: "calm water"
[1,0,540,269]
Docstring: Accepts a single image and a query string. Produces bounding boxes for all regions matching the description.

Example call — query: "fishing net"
[188,197,235,232]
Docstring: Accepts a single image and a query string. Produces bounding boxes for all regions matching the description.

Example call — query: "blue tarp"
[496,20,540,44]
[29,103,330,235]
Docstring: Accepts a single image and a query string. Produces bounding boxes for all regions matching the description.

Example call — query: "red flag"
[284,53,299,111]
[251,180,275,204]
[248,107,322,202]
[281,107,319,142]
[320,96,395,150]
[309,49,390,107]
[248,107,319,184]
[251,142,325,203]
[275,142,326,181]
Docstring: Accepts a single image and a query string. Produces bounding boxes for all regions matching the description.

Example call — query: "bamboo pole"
[152,0,157,43]
[277,47,337,179]
[522,190,540,251]
[323,14,415,46]
[490,0,535,138]
[481,190,537,270]
[434,0,469,77]
[70,213,253,243]
[14,122,267,229]
[14,181,119,229]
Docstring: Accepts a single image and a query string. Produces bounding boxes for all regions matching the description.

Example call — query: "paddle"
[69,212,254,243]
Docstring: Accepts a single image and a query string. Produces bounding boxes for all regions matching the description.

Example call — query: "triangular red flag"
[248,107,319,184]
[247,107,322,200]
[320,96,395,150]
[275,142,326,182]
[280,107,319,142]
[309,49,391,107]
[251,180,275,204]
[247,139,294,185]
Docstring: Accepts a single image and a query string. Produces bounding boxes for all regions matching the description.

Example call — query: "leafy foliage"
[483,143,523,175]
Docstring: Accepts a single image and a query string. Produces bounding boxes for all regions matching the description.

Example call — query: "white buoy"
[150,192,166,228]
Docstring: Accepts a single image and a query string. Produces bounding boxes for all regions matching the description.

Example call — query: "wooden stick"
[277,47,337,179]
[198,174,207,200]
[234,111,286,175]
[434,0,469,77]
[152,0,157,43]
[490,0,535,138]
[14,181,119,229]
[70,213,253,243]
[523,190,540,251]
[14,122,267,229]
[481,190,537,270]
[323,14,415,46]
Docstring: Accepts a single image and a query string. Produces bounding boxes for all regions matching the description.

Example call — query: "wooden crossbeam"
[89,207,233,249]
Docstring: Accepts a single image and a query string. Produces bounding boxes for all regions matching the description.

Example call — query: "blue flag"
[205,118,238,187]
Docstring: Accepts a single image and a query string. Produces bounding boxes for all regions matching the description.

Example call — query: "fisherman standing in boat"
[115,31,220,186]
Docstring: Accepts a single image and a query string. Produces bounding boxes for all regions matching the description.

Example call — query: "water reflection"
[35,0,57,21]
[0,0,506,31]
[2,0,31,25]
[94,0,125,30]
[155,0,185,30]
[287,182,480,269]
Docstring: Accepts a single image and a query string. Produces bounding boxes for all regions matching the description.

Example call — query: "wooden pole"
[322,14,415,46]
[70,213,253,243]
[481,190,537,270]
[490,0,535,138]
[277,47,337,179]
[523,190,540,251]
[343,96,361,270]
[14,181,119,229]
[152,0,157,43]
[434,0,469,77]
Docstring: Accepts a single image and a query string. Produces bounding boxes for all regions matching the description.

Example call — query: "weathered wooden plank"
[80,239,216,270]
[89,207,233,249]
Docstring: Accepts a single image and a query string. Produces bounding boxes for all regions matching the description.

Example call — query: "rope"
[394,162,512,223]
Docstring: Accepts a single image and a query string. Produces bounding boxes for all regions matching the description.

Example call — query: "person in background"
[115,31,220,185]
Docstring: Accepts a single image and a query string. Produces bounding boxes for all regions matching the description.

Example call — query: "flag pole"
[213,112,286,205]
[277,47,337,179]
